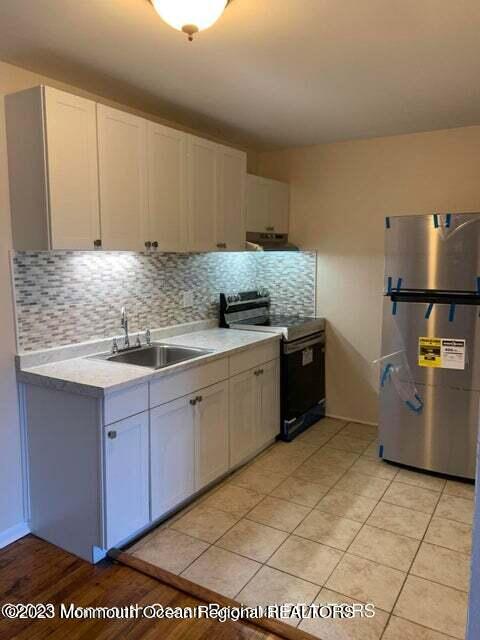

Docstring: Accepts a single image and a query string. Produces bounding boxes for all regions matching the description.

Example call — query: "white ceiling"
[1,0,480,150]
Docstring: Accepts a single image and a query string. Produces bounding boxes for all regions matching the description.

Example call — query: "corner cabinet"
[246,174,290,234]
[5,86,101,251]
[6,85,247,252]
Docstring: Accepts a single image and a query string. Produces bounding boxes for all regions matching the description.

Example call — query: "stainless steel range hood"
[246,232,299,251]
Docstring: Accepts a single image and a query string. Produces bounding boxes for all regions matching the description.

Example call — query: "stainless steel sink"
[93,343,213,369]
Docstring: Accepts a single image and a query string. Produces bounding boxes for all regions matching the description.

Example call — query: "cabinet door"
[43,87,100,249]
[187,135,217,251]
[195,381,229,490]
[150,396,195,520]
[146,123,187,252]
[97,105,147,251]
[216,145,246,251]
[257,359,280,448]
[246,174,269,232]
[104,412,149,548]
[229,369,256,467]
[268,179,290,234]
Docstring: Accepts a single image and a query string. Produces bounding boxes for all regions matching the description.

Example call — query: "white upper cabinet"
[216,144,246,251]
[146,123,188,252]
[97,104,147,251]
[246,174,290,234]
[187,135,218,252]
[5,86,101,250]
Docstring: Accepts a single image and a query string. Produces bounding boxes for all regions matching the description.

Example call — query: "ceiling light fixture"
[151,0,230,41]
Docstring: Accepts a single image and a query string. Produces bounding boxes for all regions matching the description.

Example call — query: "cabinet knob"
[107,430,117,439]
[152,241,159,249]
[93,239,102,248]
[265,226,274,232]
[189,398,197,406]
[145,241,152,249]
[216,243,227,249]
[196,395,203,403]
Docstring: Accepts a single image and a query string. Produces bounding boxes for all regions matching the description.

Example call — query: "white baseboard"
[0,522,30,550]
[326,413,378,427]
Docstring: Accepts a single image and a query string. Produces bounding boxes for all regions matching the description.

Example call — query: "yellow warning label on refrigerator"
[418,337,466,369]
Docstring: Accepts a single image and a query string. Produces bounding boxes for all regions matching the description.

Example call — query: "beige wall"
[258,127,480,423]
[0,59,255,541]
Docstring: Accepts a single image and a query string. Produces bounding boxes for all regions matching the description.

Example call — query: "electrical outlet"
[182,291,194,308]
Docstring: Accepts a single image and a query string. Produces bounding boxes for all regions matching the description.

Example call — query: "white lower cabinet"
[150,396,195,520]
[229,358,280,466]
[104,412,150,548]
[195,381,229,490]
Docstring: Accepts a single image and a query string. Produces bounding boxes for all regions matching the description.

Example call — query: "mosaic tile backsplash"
[13,251,316,352]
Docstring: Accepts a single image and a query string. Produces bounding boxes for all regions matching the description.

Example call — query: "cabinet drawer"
[104,384,149,425]
[229,341,279,376]
[150,358,228,408]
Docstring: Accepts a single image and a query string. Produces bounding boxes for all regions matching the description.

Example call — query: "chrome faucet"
[121,306,130,349]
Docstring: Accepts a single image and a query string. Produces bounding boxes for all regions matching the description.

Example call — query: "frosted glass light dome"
[152,0,229,40]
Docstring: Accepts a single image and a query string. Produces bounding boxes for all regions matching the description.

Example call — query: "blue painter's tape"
[396,277,403,291]
[392,301,398,315]
[387,276,392,295]
[379,444,384,459]
[385,217,391,229]
[433,214,439,228]
[445,213,452,228]
[381,363,393,388]
[425,303,434,319]
[449,304,456,322]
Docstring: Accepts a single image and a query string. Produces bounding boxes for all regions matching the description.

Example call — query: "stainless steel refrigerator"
[379,212,480,480]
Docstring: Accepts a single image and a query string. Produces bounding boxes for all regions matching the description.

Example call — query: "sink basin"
[94,343,213,369]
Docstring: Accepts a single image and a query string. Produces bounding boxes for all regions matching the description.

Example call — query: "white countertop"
[17,329,280,398]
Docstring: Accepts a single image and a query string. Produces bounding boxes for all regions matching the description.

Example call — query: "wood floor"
[0,535,280,640]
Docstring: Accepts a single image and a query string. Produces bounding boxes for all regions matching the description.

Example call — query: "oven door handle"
[283,334,325,355]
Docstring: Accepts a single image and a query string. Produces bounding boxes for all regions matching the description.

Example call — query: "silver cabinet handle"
[108,430,117,439]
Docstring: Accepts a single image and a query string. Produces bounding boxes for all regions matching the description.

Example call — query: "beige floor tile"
[311,417,348,436]
[237,565,320,626]
[273,440,320,459]
[395,468,446,492]
[271,476,330,507]
[366,501,430,540]
[340,422,378,441]
[293,460,345,486]
[215,518,288,563]
[382,482,439,514]
[335,471,390,500]
[229,466,286,494]
[424,517,472,555]
[300,587,389,640]
[246,496,311,533]
[131,529,209,574]
[362,442,380,459]
[250,450,306,475]
[410,542,471,592]
[267,535,343,586]
[309,446,360,470]
[348,524,420,572]
[383,616,455,640]
[394,575,468,639]
[350,457,399,481]
[434,494,474,525]
[182,546,261,598]
[294,509,362,550]
[328,434,371,454]
[316,488,377,523]
[444,480,475,501]
[170,505,238,543]
[296,429,332,448]
[326,553,406,612]
[200,484,264,519]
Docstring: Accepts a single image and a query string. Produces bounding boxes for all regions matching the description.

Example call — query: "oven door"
[281,332,326,426]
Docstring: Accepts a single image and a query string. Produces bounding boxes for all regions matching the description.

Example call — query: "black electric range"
[220,290,326,441]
